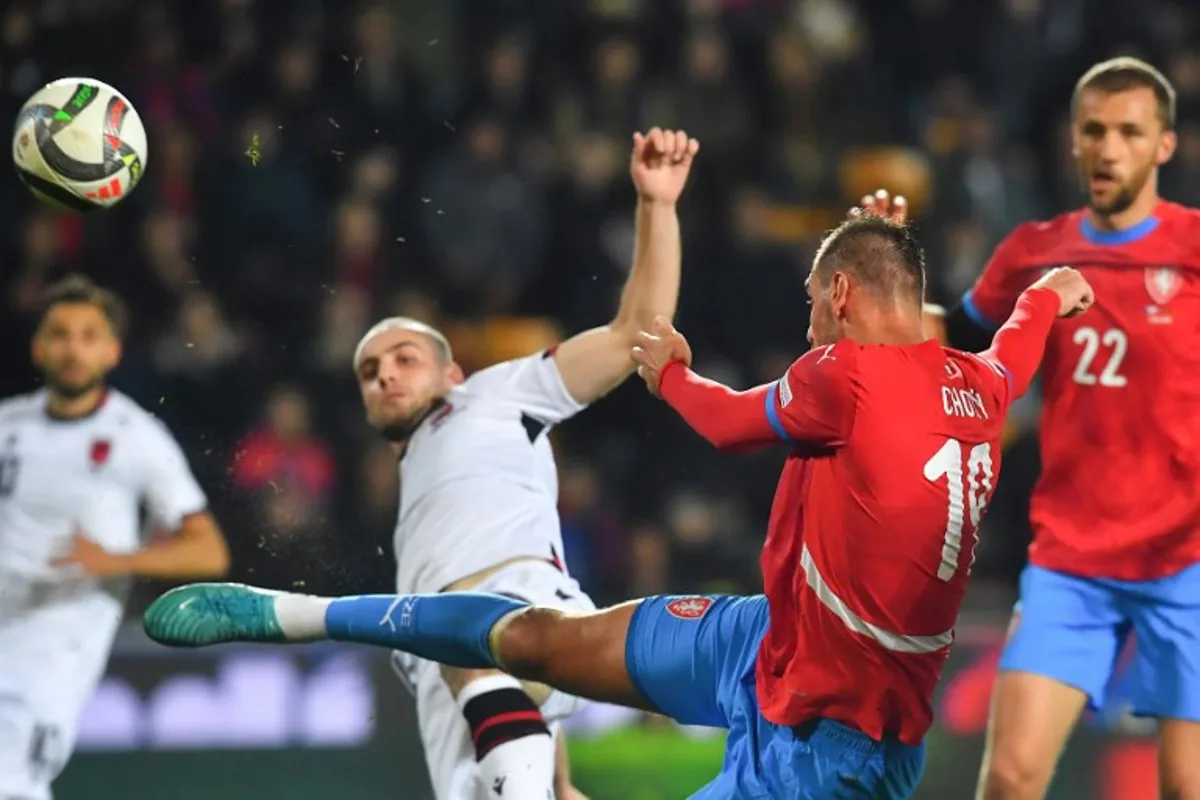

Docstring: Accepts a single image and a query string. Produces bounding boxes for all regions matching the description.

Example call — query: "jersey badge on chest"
[1144,266,1181,325]
[89,439,112,471]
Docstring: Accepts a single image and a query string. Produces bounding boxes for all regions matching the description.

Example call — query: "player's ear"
[830,272,851,317]
[446,361,465,385]
[1156,130,1177,167]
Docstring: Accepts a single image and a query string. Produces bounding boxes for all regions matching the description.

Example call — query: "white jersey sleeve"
[463,350,586,425]
[137,418,207,531]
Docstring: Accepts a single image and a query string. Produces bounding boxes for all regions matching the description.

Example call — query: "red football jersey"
[754,338,1012,744]
[965,200,1200,580]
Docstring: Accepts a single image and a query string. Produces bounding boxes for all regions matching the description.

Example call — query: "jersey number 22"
[924,439,995,581]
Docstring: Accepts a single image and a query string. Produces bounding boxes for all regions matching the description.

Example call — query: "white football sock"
[457,674,554,799]
[271,593,332,640]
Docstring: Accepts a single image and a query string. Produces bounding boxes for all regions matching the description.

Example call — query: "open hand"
[850,189,908,225]
[631,316,693,397]
[1030,267,1095,318]
[630,128,700,204]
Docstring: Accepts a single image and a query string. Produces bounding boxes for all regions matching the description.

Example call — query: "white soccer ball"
[12,77,148,212]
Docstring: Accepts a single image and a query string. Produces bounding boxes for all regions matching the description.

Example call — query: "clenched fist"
[630,128,700,205]
[1030,267,1095,318]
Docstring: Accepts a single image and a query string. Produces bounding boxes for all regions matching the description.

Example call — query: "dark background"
[1,0,1197,796]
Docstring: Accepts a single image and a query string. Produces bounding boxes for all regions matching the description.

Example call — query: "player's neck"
[45,386,108,421]
[848,308,927,346]
[1086,189,1160,232]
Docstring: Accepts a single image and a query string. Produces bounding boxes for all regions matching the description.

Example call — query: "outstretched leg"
[143,583,650,709]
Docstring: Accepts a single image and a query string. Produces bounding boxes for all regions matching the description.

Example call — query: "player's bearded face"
[32,304,119,398]
[1073,87,1172,216]
[356,332,457,442]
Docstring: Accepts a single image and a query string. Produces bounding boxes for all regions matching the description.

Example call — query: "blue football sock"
[323,592,528,668]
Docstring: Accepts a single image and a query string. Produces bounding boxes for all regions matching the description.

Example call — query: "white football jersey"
[0,389,207,604]
[394,352,586,594]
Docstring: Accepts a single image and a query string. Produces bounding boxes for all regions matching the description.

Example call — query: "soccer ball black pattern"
[12,77,148,212]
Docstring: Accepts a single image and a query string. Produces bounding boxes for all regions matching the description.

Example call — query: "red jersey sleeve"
[964,228,1032,330]
[658,364,776,451]
[978,286,1061,400]
[767,342,858,447]
[657,341,857,450]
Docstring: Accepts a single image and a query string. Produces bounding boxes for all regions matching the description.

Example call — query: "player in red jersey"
[141,217,1091,798]
[893,56,1200,799]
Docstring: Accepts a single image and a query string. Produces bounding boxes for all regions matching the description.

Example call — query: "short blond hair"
[353,316,453,370]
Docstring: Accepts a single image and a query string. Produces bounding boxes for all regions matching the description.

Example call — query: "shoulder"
[790,340,860,373]
[462,349,576,409]
[462,353,547,391]
[0,391,45,426]
[1154,202,1200,265]
[1157,200,1200,228]
[104,391,181,445]
[948,347,1009,383]
[784,342,861,397]
[996,211,1083,261]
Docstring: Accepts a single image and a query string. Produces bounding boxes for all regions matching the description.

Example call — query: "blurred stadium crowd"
[1,0,1199,612]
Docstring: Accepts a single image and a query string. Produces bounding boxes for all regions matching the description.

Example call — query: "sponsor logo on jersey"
[89,439,111,469]
[1145,267,1182,306]
[665,597,712,620]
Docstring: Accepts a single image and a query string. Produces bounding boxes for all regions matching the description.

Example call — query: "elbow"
[693,427,747,452]
[707,433,743,451]
[607,318,642,345]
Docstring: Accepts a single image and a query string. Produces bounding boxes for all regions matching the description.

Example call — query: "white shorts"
[0,591,122,800]
[391,560,595,800]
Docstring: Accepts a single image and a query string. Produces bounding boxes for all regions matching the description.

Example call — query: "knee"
[495,606,563,682]
[1159,765,1200,800]
[979,749,1054,800]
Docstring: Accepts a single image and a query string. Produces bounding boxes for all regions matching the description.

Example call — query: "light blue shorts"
[625,594,925,799]
[999,562,1200,720]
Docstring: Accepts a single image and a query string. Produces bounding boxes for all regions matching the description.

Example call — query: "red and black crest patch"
[89,439,112,469]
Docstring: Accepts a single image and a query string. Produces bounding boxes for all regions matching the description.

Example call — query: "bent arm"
[553,199,682,404]
[124,511,230,578]
[658,362,777,451]
[979,287,1060,399]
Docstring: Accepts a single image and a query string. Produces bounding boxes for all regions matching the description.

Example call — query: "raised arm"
[552,128,699,405]
[979,268,1094,399]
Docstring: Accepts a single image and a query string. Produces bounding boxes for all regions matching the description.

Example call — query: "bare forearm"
[126,519,230,578]
[554,199,683,403]
[613,198,681,331]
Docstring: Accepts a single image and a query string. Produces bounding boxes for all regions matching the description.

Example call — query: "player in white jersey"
[349,128,698,800]
[0,276,230,800]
